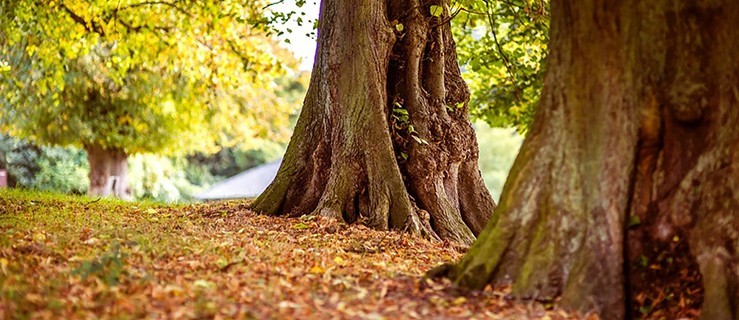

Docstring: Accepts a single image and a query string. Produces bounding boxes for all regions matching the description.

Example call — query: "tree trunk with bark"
[444,1,739,319]
[86,144,130,199]
[251,0,495,245]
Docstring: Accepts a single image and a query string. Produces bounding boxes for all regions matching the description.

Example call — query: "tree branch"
[483,0,521,101]
[117,1,192,16]
[60,3,106,36]
[262,0,286,10]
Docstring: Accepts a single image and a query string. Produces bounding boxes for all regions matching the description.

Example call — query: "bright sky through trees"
[274,0,319,70]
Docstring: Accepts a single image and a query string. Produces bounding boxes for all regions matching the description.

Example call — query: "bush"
[31,147,89,194]
[0,134,89,193]
[128,154,209,202]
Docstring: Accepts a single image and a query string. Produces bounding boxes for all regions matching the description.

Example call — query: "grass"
[0,188,577,319]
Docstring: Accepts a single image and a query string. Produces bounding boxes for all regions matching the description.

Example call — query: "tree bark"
[86,144,130,199]
[251,0,495,245]
[447,1,739,319]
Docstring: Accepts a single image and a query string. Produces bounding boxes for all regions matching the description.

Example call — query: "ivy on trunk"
[251,0,495,245]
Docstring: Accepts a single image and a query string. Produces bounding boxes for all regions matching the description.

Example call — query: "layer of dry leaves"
[0,189,581,319]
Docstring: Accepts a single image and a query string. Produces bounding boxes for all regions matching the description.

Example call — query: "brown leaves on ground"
[630,232,703,319]
[0,190,579,319]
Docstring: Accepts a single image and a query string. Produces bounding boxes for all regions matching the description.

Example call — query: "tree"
[452,0,549,132]
[0,0,297,198]
[252,0,496,245]
[442,0,739,319]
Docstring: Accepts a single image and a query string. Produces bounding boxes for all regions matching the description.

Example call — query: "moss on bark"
[448,1,739,319]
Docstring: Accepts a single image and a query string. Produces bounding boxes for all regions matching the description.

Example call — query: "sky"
[273,0,320,71]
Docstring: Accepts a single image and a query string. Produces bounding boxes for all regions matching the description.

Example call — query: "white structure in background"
[195,160,281,201]
[274,0,320,71]
[0,169,7,188]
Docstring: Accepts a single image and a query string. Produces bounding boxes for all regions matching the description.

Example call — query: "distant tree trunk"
[251,0,495,245]
[86,144,130,199]
[445,1,739,319]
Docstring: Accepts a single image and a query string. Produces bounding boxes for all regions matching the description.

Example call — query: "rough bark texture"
[251,0,495,245]
[448,0,739,319]
[86,144,130,199]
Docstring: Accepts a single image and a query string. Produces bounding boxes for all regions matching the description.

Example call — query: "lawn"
[0,189,577,319]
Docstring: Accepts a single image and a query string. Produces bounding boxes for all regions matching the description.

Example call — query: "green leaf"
[293,223,310,229]
[430,5,443,17]
[299,215,316,221]
[393,108,408,115]
[628,215,641,227]
[411,135,429,145]
[395,23,404,32]
[637,255,648,267]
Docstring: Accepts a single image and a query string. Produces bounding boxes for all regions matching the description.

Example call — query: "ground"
[0,189,580,319]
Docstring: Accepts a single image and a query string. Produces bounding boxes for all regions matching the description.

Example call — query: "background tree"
[452,0,549,131]
[0,0,298,197]
[252,0,496,245]
[443,0,739,319]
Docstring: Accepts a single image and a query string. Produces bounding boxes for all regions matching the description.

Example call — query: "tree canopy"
[0,0,300,156]
[452,0,549,131]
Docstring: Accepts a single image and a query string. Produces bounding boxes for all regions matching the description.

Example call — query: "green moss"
[514,207,556,294]
[451,214,516,289]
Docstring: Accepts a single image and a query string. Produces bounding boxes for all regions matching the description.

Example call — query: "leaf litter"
[0,190,582,319]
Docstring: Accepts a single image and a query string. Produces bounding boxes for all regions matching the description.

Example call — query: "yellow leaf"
[452,297,467,305]
[146,208,157,214]
[33,232,47,242]
[333,256,344,265]
[0,258,8,275]
[430,5,443,17]
[309,266,324,274]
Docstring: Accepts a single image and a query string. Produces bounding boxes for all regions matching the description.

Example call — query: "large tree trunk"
[445,1,739,319]
[86,144,130,199]
[251,0,495,245]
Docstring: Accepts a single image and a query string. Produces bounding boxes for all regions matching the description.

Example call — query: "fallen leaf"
[0,258,8,275]
[293,223,309,229]
[33,232,47,242]
[193,279,213,289]
[309,266,325,274]
[452,297,467,306]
